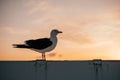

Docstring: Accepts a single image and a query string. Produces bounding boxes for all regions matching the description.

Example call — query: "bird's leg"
[42,53,44,60]
[42,53,46,60]
[44,54,46,60]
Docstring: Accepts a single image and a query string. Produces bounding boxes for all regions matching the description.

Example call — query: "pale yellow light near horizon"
[0,0,120,60]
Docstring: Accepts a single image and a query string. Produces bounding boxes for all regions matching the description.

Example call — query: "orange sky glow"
[0,0,120,60]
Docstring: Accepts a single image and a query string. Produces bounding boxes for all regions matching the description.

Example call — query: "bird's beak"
[58,31,63,33]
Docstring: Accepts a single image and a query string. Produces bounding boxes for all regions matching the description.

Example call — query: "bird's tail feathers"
[12,44,31,48]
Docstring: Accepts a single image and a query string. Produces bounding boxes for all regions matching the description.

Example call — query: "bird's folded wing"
[25,38,53,49]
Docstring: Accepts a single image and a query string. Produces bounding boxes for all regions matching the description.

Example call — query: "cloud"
[58,54,62,57]
[47,53,57,57]
[0,27,30,36]
[27,1,50,15]
[47,53,63,58]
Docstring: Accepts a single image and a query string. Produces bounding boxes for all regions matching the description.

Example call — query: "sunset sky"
[0,0,120,60]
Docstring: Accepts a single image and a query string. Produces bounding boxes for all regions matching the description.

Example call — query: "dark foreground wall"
[0,60,120,80]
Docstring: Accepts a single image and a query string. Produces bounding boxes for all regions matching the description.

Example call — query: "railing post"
[35,60,47,80]
[93,59,102,80]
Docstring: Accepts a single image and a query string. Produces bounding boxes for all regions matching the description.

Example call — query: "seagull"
[13,29,62,60]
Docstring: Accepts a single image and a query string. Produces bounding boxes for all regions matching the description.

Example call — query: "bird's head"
[51,29,62,36]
